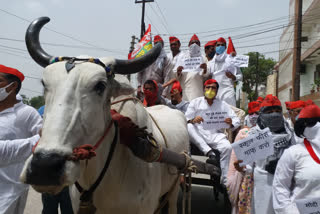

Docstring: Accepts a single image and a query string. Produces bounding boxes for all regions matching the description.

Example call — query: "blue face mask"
[216,46,225,55]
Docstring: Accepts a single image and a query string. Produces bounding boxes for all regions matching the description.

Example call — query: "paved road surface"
[24,185,227,214]
[24,188,42,214]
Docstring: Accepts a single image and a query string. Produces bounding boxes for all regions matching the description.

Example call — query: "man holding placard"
[185,79,240,184]
[208,37,243,106]
[175,34,210,101]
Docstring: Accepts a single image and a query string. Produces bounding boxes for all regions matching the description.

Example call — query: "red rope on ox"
[32,119,114,161]
[69,120,114,161]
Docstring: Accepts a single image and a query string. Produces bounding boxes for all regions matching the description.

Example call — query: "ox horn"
[112,43,162,75]
[25,17,54,67]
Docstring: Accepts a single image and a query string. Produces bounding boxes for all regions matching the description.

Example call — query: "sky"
[1,0,290,98]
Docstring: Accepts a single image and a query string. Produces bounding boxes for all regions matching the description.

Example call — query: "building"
[278,0,320,106]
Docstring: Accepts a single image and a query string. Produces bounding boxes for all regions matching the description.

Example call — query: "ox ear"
[110,79,135,98]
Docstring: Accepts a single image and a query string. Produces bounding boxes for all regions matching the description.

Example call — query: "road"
[24,184,228,214]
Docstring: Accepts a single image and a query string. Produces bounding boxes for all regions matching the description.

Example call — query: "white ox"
[20,17,189,214]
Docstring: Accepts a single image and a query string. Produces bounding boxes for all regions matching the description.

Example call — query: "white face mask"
[0,83,13,101]
[189,43,201,57]
[303,122,320,140]
[249,113,259,126]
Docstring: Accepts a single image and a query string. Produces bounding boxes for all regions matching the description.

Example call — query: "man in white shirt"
[175,34,210,101]
[204,40,217,63]
[0,64,42,214]
[185,79,240,184]
[137,35,173,97]
[208,37,242,106]
[167,36,185,67]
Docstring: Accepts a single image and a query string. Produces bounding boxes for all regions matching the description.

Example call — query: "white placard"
[202,111,230,130]
[296,198,320,214]
[178,57,203,72]
[229,55,249,67]
[232,128,273,166]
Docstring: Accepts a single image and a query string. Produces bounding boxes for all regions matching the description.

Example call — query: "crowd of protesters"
[0,33,319,214]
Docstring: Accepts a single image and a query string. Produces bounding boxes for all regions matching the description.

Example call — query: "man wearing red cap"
[174,34,210,101]
[207,37,242,106]
[273,104,320,213]
[234,94,295,214]
[204,40,217,62]
[186,79,240,184]
[287,100,305,127]
[0,65,42,214]
[244,101,261,128]
[161,80,189,113]
[167,36,184,63]
[137,35,173,98]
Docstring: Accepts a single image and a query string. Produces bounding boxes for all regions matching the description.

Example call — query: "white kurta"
[174,51,210,101]
[208,52,242,106]
[185,97,240,183]
[0,135,39,167]
[0,101,42,214]
[273,122,320,214]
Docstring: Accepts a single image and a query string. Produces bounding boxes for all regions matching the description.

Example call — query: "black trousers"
[42,186,74,214]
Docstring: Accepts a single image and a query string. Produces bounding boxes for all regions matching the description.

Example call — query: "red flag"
[128,25,152,60]
[227,37,236,54]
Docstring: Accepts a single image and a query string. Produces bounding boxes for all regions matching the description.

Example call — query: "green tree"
[242,52,276,101]
[29,96,45,109]
[20,94,30,105]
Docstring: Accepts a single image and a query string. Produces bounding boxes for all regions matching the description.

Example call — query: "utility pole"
[127,35,137,81]
[129,35,137,53]
[255,52,259,101]
[135,0,154,39]
[292,0,302,101]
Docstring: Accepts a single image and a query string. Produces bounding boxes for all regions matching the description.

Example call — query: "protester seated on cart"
[233,95,295,214]
[161,80,189,113]
[142,78,177,107]
[185,79,240,185]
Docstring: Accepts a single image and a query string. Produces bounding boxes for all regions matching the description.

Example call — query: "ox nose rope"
[75,121,118,214]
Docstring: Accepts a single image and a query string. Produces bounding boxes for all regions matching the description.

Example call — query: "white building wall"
[301,64,316,96]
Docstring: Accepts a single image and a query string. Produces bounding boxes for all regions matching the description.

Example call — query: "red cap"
[298,104,320,119]
[256,96,264,103]
[154,35,163,43]
[190,34,200,43]
[0,64,24,82]
[290,100,306,109]
[169,36,180,44]
[285,101,292,109]
[204,79,218,86]
[260,94,281,107]
[204,40,217,48]
[170,81,182,93]
[217,37,226,44]
[248,101,261,114]
[305,99,315,106]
